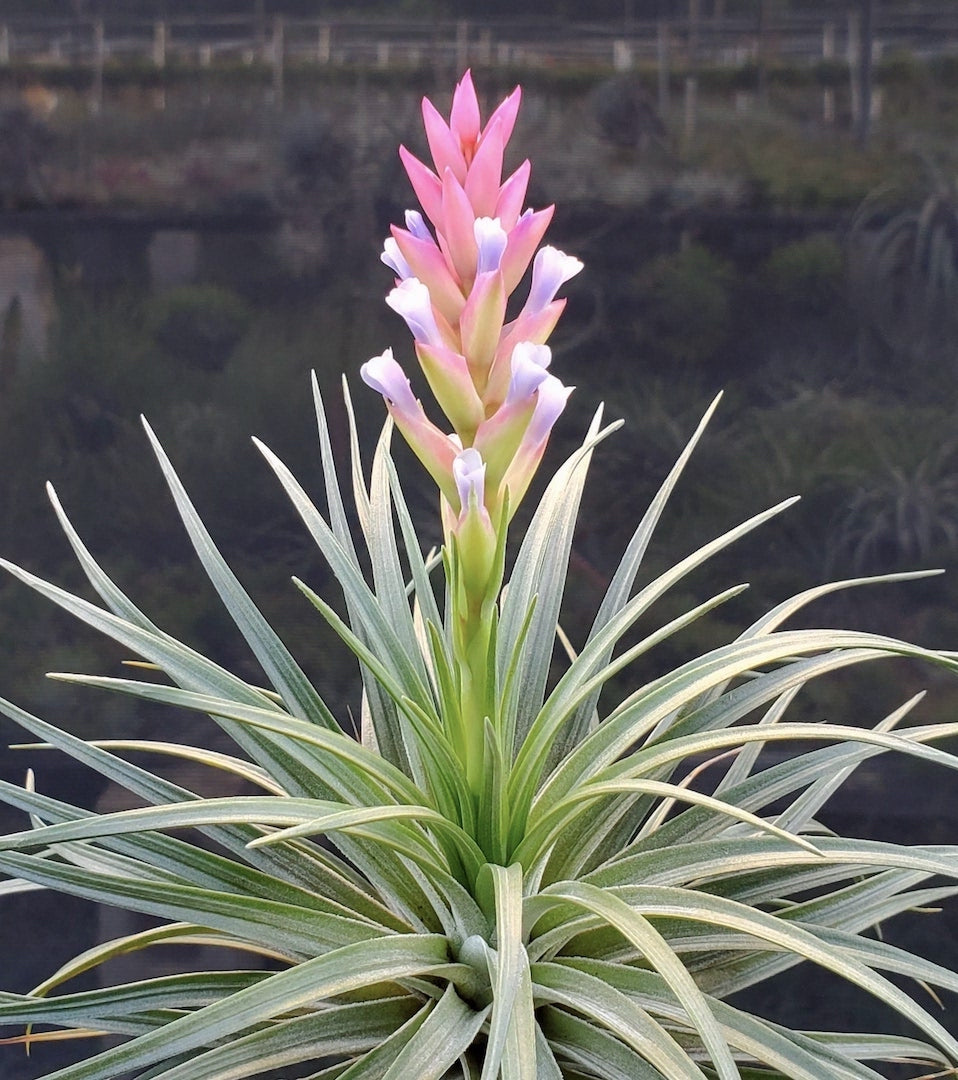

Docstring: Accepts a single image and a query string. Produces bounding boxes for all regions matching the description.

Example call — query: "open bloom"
[360,349,460,508]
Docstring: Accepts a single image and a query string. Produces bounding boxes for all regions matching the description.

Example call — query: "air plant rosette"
[1,71,958,1080]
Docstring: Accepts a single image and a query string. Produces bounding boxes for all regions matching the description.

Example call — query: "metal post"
[0,25,10,65]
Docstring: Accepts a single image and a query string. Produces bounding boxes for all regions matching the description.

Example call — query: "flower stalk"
[362,71,581,795]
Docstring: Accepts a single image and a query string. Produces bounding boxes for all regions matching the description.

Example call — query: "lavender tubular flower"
[386,278,447,350]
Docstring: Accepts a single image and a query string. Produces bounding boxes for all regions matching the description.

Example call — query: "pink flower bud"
[464,116,505,218]
[399,145,443,229]
[390,225,465,325]
[421,96,468,184]
[449,70,482,158]
[415,341,485,440]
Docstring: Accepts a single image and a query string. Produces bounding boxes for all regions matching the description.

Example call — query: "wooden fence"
[1,6,954,145]
[0,8,956,75]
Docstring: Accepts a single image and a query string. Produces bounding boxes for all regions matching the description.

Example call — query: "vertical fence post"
[657,19,670,116]
[317,22,331,64]
[477,27,492,66]
[153,20,167,69]
[756,0,768,103]
[613,40,633,72]
[92,18,104,114]
[855,0,875,147]
[822,21,835,123]
[684,0,700,144]
[871,39,883,124]
[847,9,861,132]
[253,0,266,60]
[0,25,9,65]
[456,20,468,72]
[272,15,285,107]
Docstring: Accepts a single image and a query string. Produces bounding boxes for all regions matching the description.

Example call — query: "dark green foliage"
[761,233,843,314]
[848,182,958,374]
[148,285,250,371]
[636,245,735,367]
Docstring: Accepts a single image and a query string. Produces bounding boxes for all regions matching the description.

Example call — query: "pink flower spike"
[464,116,505,218]
[485,85,521,149]
[526,246,584,314]
[440,168,480,287]
[386,278,444,348]
[391,226,465,325]
[450,70,481,159]
[399,145,443,228]
[499,205,555,295]
[422,96,467,183]
[381,237,412,280]
[495,160,531,231]
[474,217,508,275]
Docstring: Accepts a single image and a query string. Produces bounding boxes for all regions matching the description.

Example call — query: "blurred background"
[1,1,958,1075]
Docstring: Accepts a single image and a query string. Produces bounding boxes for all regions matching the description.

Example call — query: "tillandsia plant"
[3,72,958,1080]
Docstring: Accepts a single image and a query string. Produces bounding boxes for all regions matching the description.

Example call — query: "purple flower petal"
[453,446,485,511]
[526,246,584,315]
[474,216,508,275]
[360,348,418,414]
[381,237,412,279]
[506,342,551,406]
[386,277,443,348]
[404,209,432,242]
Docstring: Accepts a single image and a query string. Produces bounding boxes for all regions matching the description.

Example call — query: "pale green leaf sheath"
[3,71,958,1080]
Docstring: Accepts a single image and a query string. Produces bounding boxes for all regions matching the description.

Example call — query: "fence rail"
[0,9,956,75]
